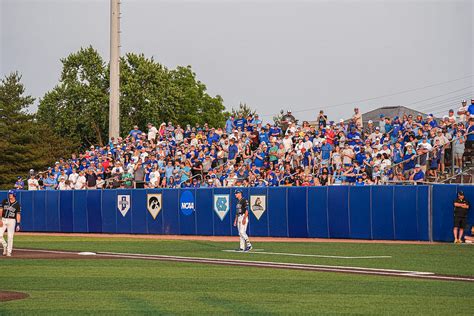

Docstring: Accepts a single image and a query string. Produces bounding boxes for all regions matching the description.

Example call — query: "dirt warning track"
[9,248,474,283]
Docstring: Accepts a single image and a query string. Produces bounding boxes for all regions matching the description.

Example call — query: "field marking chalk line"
[222,250,392,259]
[17,248,474,282]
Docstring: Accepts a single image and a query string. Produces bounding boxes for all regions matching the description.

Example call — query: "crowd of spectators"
[13,100,474,190]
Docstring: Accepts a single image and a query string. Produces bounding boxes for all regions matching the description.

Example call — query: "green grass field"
[0,235,473,315]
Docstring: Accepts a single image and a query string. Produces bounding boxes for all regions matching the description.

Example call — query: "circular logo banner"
[180,190,195,216]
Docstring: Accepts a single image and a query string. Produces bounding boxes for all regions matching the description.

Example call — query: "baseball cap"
[234,189,243,194]
[415,164,421,168]
[7,190,16,197]
[458,191,464,196]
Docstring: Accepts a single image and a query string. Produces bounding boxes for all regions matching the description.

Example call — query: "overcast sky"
[1,0,473,123]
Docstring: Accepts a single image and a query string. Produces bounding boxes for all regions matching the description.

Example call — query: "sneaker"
[244,245,253,252]
[6,253,11,257]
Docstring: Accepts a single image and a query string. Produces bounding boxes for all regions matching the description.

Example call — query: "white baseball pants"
[238,215,250,250]
[0,218,16,255]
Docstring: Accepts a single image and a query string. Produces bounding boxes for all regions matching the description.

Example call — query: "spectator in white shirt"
[147,123,158,142]
[303,135,313,151]
[282,134,293,152]
[148,165,161,188]
[68,169,79,188]
[96,176,105,189]
[27,174,39,190]
[457,100,468,122]
[75,171,87,190]
[58,177,69,190]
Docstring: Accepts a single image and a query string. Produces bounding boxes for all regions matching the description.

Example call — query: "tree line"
[0,46,259,189]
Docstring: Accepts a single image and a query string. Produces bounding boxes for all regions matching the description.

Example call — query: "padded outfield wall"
[1,185,472,242]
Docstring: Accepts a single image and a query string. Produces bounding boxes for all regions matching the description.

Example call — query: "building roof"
[359,106,428,124]
[307,106,429,128]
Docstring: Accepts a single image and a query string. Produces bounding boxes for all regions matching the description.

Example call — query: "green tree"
[273,109,285,127]
[38,46,109,146]
[169,65,226,127]
[38,47,227,147]
[118,53,176,132]
[229,103,257,118]
[0,72,76,189]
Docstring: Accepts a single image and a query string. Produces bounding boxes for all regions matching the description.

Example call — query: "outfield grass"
[13,235,474,276]
[0,235,472,315]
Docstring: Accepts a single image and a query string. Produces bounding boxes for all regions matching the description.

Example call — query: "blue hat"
[234,189,243,194]
[7,190,16,197]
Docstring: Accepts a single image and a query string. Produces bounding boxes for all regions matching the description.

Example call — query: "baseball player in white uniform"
[0,190,21,257]
[233,190,252,252]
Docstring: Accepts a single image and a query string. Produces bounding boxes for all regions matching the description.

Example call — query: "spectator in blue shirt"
[321,139,332,163]
[128,125,142,140]
[43,173,58,190]
[225,116,234,134]
[14,177,24,190]
[228,139,239,161]
[234,116,246,131]
[468,99,474,115]
[410,164,425,184]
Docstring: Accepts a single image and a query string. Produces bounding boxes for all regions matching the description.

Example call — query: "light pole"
[108,0,120,140]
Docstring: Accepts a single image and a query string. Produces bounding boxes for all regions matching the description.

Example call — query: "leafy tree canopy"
[0,72,76,189]
[38,47,227,147]
[228,102,257,118]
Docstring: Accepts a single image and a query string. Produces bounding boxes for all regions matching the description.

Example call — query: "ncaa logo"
[180,190,195,216]
[213,194,229,221]
[117,195,130,217]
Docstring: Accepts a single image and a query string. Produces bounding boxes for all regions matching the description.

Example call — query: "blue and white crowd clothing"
[15,104,474,189]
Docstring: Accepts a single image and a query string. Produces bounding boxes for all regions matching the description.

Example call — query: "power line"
[406,86,472,107]
[259,74,473,117]
[416,92,472,111]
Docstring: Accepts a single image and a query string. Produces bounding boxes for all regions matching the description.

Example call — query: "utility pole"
[108,0,120,140]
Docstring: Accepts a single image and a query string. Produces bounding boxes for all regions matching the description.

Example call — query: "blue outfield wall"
[5,185,469,241]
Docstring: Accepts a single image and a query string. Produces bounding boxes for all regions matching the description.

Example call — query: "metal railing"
[439,167,474,184]
[382,130,474,180]
[278,171,299,185]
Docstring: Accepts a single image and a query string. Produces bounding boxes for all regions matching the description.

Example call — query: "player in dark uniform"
[0,190,21,256]
[453,191,469,244]
[233,190,252,252]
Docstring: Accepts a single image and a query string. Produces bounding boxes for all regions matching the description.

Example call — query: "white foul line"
[222,249,391,259]
[18,248,474,282]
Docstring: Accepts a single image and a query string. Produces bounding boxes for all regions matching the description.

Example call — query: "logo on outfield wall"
[213,194,230,221]
[147,193,162,220]
[117,195,130,217]
[250,195,266,220]
[180,190,195,216]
